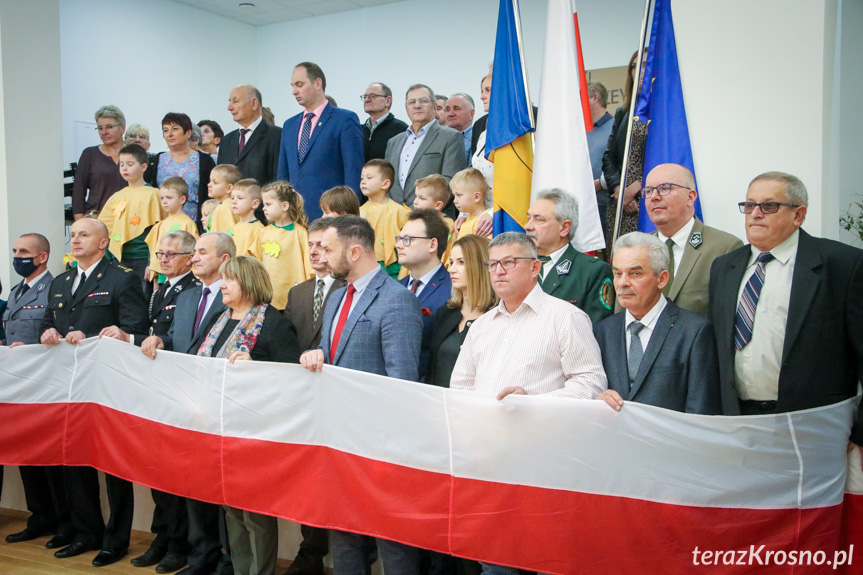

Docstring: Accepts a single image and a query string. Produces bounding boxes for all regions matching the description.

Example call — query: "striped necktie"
[627,321,645,386]
[298,113,315,162]
[734,252,775,350]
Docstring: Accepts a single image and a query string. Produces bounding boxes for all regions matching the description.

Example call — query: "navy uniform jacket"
[541,243,614,325]
[2,272,54,344]
[147,273,200,338]
[400,264,452,379]
[39,259,148,338]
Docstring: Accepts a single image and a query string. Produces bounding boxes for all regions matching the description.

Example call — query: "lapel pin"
[58,303,63,308]
[689,232,703,248]
[556,259,572,276]
[66,276,71,281]
[97,273,103,278]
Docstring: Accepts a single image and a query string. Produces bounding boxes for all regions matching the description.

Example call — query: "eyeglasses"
[738,201,800,214]
[155,251,192,260]
[640,182,689,198]
[406,97,432,106]
[95,124,122,132]
[484,257,536,272]
[394,235,431,246]
[360,94,386,101]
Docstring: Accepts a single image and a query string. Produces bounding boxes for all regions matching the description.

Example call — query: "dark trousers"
[151,489,191,554]
[64,466,133,549]
[288,524,329,574]
[19,465,73,536]
[186,498,232,574]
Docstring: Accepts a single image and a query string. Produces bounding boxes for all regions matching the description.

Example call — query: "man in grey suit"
[596,232,720,415]
[300,215,423,575]
[643,163,743,317]
[2,233,73,549]
[385,84,466,214]
[142,232,235,575]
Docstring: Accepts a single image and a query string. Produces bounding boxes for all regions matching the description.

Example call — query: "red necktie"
[409,279,422,294]
[238,128,250,154]
[329,284,356,364]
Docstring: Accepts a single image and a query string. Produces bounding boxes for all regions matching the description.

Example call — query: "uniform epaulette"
[116,264,133,272]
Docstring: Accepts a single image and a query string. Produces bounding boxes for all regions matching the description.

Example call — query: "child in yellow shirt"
[207,164,242,233]
[145,177,199,282]
[414,174,455,266]
[320,185,360,217]
[98,144,164,286]
[359,159,410,279]
[228,178,264,256]
[201,199,219,232]
[452,167,492,241]
[248,181,312,310]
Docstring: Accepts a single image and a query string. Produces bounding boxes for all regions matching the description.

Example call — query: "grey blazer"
[593,300,721,414]
[2,272,54,345]
[385,121,467,207]
[320,268,423,381]
[163,284,226,355]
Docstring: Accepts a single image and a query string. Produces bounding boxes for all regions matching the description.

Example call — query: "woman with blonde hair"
[197,255,300,575]
[72,105,128,218]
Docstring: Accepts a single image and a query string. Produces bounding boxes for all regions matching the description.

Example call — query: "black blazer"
[593,301,721,414]
[708,229,863,442]
[218,120,282,187]
[362,113,408,161]
[470,114,488,159]
[221,305,301,364]
[425,305,464,388]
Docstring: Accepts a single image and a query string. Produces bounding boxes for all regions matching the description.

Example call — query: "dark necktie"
[238,128,250,154]
[663,238,675,296]
[628,321,645,386]
[313,279,326,323]
[74,272,87,298]
[17,281,30,300]
[298,113,315,162]
[150,281,171,318]
[538,255,552,283]
[330,284,356,364]
[409,279,422,294]
[734,252,775,350]
[194,287,211,335]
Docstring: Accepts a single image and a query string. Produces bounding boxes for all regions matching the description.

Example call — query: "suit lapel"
[300,105,333,163]
[314,279,346,346]
[630,303,677,398]
[541,244,575,295]
[429,307,461,352]
[70,259,109,307]
[333,270,384,364]
[607,315,629,396]
[236,122,266,163]
[9,280,38,312]
[668,219,703,301]
[192,290,226,345]
[715,248,750,350]
[781,230,820,364]
[406,123,439,179]
[417,266,449,307]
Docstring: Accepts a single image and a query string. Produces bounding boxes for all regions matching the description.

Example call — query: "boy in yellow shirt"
[207,164,242,233]
[320,185,360,217]
[201,199,219,232]
[359,159,410,279]
[98,144,164,288]
[414,174,455,265]
[228,178,264,256]
[451,167,492,241]
[145,177,199,283]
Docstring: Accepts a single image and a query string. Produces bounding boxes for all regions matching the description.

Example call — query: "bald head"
[70,217,109,266]
[228,84,262,127]
[644,163,698,236]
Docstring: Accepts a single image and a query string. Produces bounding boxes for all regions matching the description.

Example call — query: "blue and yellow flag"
[634,0,703,232]
[487,0,534,235]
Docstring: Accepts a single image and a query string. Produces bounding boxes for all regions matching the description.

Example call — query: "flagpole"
[512,0,535,128]
[611,0,652,249]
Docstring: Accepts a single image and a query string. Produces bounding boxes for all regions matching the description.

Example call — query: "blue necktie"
[734,252,775,350]
[298,113,314,162]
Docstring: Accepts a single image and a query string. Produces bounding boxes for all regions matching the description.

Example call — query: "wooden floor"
[0,509,295,574]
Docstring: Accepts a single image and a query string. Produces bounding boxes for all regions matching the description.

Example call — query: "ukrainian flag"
[487,0,534,235]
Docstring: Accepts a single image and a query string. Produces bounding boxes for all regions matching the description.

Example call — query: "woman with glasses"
[72,105,128,219]
[152,112,216,232]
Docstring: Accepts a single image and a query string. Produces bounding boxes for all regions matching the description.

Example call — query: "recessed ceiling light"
[238,2,255,8]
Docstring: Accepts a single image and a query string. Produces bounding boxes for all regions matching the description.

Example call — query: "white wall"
[59,0,257,164]
[836,0,863,247]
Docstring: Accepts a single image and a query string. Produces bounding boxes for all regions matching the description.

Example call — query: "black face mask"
[13,257,39,278]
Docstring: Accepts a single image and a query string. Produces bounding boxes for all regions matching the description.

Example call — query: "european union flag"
[634,0,703,232]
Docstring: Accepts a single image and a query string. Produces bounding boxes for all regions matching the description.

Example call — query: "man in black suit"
[218,85,281,186]
[361,82,408,162]
[595,232,720,414]
[39,218,149,567]
[708,172,863,443]
[142,232,236,575]
[283,218,344,575]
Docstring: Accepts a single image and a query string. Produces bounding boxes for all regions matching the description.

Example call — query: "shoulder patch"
[117,265,133,272]
[689,232,703,248]
[599,277,614,310]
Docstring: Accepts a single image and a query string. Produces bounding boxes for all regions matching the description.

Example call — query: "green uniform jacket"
[540,243,614,324]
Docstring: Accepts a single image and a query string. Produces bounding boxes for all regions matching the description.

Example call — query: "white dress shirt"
[624,294,667,353]
[656,217,695,279]
[23,270,49,291]
[239,115,263,150]
[450,283,607,398]
[198,279,223,320]
[72,259,103,293]
[734,230,798,401]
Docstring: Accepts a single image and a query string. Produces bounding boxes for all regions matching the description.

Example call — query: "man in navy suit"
[595,232,721,415]
[141,232,235,575]
[277,62,365,220]
[300,216,423,575]
[397,209,452,379]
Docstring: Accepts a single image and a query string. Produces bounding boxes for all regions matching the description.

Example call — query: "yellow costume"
[361,199,411,268]
[229,220,264,257]
[98,186,164,261]
[144,212,199,275]
[209,199,239,233]
[248,223,312,310]
[454,213,492,242]
[441,215,455,266]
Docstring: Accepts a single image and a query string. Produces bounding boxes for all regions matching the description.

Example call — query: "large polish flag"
[532,0,605,252]
[1,338,862,573]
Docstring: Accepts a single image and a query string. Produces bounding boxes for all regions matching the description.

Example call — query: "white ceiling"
[173,0,405,26]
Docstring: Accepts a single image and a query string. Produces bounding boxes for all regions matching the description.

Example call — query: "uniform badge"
[689,232,703,248]
[97,272,103,278]
[556,259,572,276]
[65,276,71,281]
[599,277,614,310]
[58,302,64,308]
